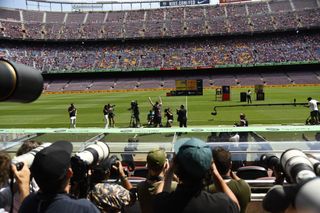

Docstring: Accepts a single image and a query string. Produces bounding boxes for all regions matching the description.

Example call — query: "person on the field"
[68,103,77,128]
[103,105,109,128]
[177,105,187,128]
[246,90,252,104]
[107,104,116,127]
[164,108,174,127]
[307,97,319,124]
[148,97,163,127]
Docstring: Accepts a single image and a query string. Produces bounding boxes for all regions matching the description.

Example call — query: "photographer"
[103,105,109,128]
[0,152,31,213]
[88,157,136,213]
[154,138,240,213]
[209,147,251,213]
[176,105,187,128]
[148,97,163,127]
[262,149,320,213]
[107,104,116,128]
[129,101,140,128]
[306,97,320,125]
[19,141,99,213]
[164,108,174,127]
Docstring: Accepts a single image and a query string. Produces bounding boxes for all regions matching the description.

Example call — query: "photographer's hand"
[12,162,30,202]
[114,160,132,190]
[211,161,240,210]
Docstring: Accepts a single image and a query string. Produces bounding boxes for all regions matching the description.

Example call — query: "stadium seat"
[133,167,148,178]
[236,166,268,180]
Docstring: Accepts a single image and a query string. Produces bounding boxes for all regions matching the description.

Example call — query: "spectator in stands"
[209,147,251,213]
[148,97,163,127]
[177,105,187,128]
[164,108,174,127]
[19,141,99,213]
[137,149,177,213]
[306,97,319,125]
[246,90,252,104]
[103,105,109,128]
[68,103,77,128]
[89,156,136,212]
[154,138,240,213]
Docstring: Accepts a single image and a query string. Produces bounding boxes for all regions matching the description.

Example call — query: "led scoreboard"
[167,79,203,96]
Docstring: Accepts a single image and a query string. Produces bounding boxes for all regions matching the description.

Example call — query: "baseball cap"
[147,149,166,170]
[31,141,73,183]
[176,138,212,179]
[91,183,131,211]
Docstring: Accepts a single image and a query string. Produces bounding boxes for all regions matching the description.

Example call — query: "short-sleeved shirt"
[208,179,251,213]
[309,99,319,111]
[19,193,99,213]
[137,179,177,213]
[154,184,239,213]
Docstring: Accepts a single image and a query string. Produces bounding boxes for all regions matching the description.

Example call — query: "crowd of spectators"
[0,1,319,40]
[1,33,319,71]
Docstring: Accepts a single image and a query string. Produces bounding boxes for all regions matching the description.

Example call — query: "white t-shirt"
[309,99,319,111]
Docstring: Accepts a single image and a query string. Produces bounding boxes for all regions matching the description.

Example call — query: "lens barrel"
[0,59,43,103]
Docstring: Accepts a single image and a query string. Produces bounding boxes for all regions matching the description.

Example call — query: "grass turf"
[0,86,319,129]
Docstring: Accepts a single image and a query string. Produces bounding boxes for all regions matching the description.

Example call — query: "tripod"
[129,114,137,127]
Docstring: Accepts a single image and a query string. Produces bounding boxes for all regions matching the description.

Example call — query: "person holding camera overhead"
[68,103,77,128]
[19,141,99,213]
[148,97,163,127]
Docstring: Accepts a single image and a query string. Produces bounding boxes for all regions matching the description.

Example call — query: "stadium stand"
[0,0,319,40]
[2,32,319,73]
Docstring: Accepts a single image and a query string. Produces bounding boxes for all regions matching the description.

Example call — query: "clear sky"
[0,0,220,11]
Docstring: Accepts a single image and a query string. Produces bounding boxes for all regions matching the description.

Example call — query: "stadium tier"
[0,0,319,41]
[1,33,319,73]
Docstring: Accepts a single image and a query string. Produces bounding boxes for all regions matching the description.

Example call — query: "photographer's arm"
[158,96,162,105]
[211,161,240,210]
[11,163,30,202]
[115,161,133,190]
[155,160,174,194]
[148,97,154,106]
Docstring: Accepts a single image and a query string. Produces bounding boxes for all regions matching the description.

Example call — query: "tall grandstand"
[0,0,319,92]
[1,1,320,212]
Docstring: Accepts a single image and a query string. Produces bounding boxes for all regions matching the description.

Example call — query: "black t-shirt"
[19,193,99,213]
[177,109,187,121]
[154,184,239,213]
[68,106,76,117]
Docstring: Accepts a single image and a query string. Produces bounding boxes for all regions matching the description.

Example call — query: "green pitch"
[0,86,319,128]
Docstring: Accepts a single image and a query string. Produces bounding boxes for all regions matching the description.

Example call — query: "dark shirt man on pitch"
[177,105,187,128]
